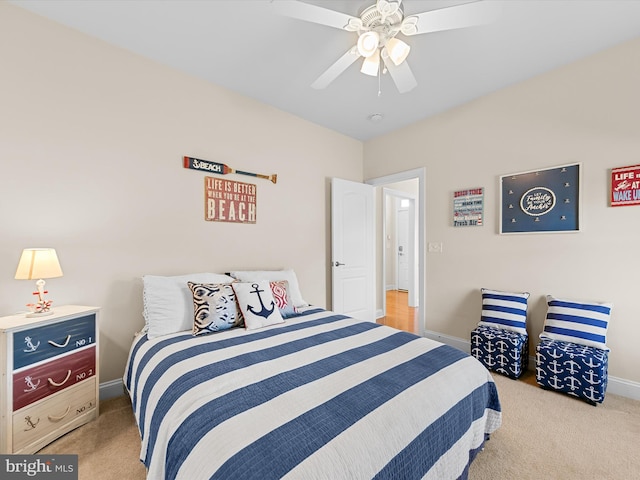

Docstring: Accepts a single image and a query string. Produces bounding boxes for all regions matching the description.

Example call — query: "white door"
[397,207,409,291]
[331,178,375,322]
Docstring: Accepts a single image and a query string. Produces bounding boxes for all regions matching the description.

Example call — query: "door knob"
[334,261,345,267]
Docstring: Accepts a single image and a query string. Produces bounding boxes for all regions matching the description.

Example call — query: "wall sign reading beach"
[183,155,277,224]
[205,177,257,223]
[500,163,581,234]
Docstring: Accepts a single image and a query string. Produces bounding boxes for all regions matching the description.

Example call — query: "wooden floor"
[377,290,418,334]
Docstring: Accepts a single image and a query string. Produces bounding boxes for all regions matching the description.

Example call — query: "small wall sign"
[205,176,256,223]
[453,187,484,227]
[611,164,640,207]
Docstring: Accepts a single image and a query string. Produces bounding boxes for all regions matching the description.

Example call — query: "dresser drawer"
[13,346,95,411]
[13,379,97,453]
[13,314,96,370]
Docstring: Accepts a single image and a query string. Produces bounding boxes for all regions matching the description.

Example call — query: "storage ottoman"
[471,325,529,379]
[536,338,609,405]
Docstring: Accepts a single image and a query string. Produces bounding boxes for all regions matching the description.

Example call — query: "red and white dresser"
[0,305,99,454]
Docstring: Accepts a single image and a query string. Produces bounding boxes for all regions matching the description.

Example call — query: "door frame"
[382,188,416,304]
[367,167,426,337]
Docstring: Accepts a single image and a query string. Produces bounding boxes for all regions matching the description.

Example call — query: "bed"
[124,293,501,479]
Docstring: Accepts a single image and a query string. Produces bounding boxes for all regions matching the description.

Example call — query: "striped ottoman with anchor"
[471,289,530,380]
[536,295,612,405]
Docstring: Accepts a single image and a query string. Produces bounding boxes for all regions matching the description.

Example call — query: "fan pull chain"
[378,63,382,97]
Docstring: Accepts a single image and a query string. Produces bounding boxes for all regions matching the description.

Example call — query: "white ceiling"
[12,0,640,141]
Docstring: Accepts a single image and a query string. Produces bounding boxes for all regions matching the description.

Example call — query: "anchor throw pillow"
[233,281,285,330]
[228,269,308,308]
[188,282,244,336]
[539,295,612,351]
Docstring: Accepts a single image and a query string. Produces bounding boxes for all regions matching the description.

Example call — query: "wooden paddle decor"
[183,156,277,184]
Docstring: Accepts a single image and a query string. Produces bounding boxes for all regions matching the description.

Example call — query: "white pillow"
[478,288,529,335]
[539,295,612,350]
[228,269,308,307]
[232,281,284,330]
[143,273,235,338]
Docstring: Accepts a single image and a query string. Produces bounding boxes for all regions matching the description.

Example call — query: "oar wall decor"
[183,156,277,184]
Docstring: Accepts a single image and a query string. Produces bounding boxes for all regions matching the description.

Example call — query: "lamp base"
[26,310,54,318]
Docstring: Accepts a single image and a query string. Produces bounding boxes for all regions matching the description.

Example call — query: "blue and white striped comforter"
[124,308,501,480]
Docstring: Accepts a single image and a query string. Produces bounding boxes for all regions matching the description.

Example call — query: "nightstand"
[0,305,99,454]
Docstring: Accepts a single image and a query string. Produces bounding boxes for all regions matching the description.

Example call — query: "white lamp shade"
[357,31,380,58]
[386,37,411,66]
[360,49,380,76]
[15,248,63,280]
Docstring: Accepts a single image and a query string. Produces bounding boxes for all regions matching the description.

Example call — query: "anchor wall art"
[500,163,581,234]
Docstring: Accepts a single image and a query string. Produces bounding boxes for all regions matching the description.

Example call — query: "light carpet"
[39,370,640,479]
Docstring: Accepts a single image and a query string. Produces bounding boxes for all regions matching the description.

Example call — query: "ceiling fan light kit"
[385,37,410,66]
[360,49,381,76]
[357,31,380,57]
[275,0,500,93]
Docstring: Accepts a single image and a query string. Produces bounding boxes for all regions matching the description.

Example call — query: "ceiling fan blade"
[401,1,501,36]
[381,51,417,93]
[273,0,359,31]
[311,47,361,90]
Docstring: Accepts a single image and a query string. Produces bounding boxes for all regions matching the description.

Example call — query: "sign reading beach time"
[453,187,484,227]
[205,176,256,223]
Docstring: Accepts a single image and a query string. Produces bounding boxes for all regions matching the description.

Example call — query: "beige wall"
[0,4,363,383]
[3,3,638,392]
[364,37,640,384]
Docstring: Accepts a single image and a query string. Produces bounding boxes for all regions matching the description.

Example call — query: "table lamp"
[14,248,64,317]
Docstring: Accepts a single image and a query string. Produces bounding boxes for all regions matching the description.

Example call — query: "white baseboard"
[606,375,640,401]
[424,329,640,401]
[424,330,471,354]
[99,378,125,401]
[375,309,384,319]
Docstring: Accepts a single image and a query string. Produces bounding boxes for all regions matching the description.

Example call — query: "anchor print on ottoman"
[233,281,285,330]
[536,338,609,404]
[471,325,529,379]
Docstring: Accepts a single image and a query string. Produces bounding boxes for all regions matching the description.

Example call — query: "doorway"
[382,187,417,306]
[367,168,425,337]
[397,205,410,292]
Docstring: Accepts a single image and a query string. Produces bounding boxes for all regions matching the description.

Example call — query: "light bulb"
[360,49,380,76]
[386,37,410,66]
[357,31,380,58]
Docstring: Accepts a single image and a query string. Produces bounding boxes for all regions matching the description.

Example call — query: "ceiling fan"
[274,0,500,93]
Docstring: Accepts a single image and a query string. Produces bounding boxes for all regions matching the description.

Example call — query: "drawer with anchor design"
[13,346,95,410]
[0,305,100,454]
[13,314,95,369]
[12,378,96,453]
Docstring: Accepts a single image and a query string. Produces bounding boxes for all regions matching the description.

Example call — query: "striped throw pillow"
[478,288,529,335]
[540,295,611,350]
